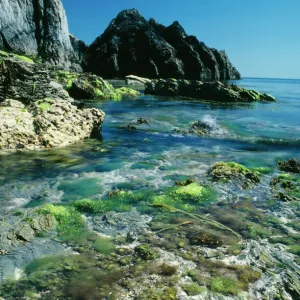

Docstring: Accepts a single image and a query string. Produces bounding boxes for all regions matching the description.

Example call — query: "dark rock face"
[0,0,85,71]
[145,79,276,102]
[85,9,241,80]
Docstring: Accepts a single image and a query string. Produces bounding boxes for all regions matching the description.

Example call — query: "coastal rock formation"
[0,0,85,71]
[85,9,241,80]
[52,70,140,100]
[0,52,72,104]
[0,52,105,151]
[145,79,276,102]
[0,98,104,151]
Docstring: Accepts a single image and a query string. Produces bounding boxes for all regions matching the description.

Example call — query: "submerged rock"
[0,210,56,253]
[270,174,300,202]
[85,9,241,80]
[145,79,276,102]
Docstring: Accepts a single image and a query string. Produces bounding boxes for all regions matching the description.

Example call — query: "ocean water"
[1,78,300,299]
[0,77,299,209]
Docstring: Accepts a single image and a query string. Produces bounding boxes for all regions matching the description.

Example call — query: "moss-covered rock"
[52,70,140,100]
[209,161,260,187]
[145,79,276,102]
[271,174,300,202]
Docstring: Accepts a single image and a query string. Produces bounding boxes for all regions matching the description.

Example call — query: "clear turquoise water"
[1,78,300,210]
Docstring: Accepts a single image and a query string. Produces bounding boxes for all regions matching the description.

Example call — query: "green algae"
[210,277,242,295]
[0,50,9,57]
[182,283,205,295]
[94,237,115,254]
[72,198,107,214]
[209,161,260,186]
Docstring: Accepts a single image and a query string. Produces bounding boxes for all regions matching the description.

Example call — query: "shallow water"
[1,77,300,210]
[1,78,300,299]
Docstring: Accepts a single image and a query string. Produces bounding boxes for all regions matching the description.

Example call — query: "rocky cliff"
[85,9,241,80]
[0,0,86,71]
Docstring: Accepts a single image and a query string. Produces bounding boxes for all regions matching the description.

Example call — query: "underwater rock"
[0,238,69,282]
[85,9,240,80]
[0,98,104,151]
[88,209,152,238]
[270,174,300,202]
[278,158,300,173]
[134,244,158,260]
[145,79,276,102]
[0,210,56,252]
[209,162,260,187]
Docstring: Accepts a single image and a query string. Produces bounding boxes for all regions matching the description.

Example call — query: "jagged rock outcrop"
[145,79,276,102]
[0,52,105,151]
[0,0,85,71]
[85,9,241,80]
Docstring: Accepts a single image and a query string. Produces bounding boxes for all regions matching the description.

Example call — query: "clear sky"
[62,0,300,79]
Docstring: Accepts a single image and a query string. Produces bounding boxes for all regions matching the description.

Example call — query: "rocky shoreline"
[0,160,299,299]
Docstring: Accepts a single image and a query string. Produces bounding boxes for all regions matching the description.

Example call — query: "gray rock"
[0,238,69,282]
[88,209,152,238]
[0,0,84,70]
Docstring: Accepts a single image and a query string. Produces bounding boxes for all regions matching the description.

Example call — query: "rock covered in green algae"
[52,69,140,100]
[145,79,276,102]
[0,98,104,151]
[209,161,260,186]
[0,52,72,104]
[271,174,300,202]
[278,158,300,173]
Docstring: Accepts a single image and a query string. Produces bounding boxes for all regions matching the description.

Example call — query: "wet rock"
[0,210,56,252]
[85,9,240,81]
[134,244,158,260]
[278,158,300,173]
[270,174,300,202]
[136,118,150,125]
[88,209,152,238]
[209,162,260,187]
[0,238,69,281]
[145,79,276,102]
[52,70,140,100]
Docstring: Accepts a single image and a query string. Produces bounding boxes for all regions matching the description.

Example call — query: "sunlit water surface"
[1,77,300,211]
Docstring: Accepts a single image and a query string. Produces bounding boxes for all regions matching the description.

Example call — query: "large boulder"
[85,9,241,81]
[145,79,276,102]
[0,0,85,70]
[0,52,105,151]
[0,98,104,151]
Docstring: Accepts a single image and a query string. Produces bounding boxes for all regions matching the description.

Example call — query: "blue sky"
[62,0,300,79]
